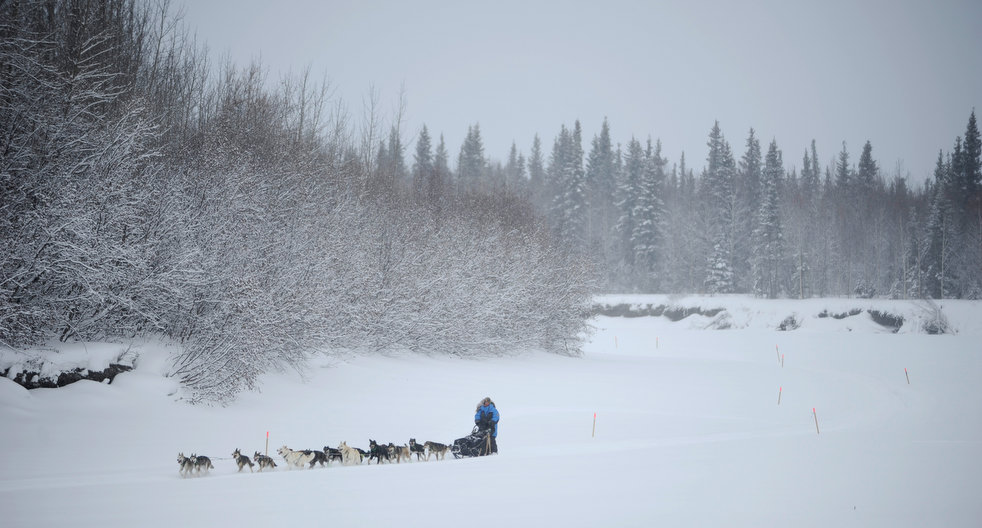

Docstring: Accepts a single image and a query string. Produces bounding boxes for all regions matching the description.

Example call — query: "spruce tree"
[504,142,526,191]
[615,137,645,268]
[585,118,616,257]
[433,134,450,203]
[736,128,763,290]
[962,110,981,201]
[528,135,546,211]
[631,139,668,289]
[457,124,485,192]
[546,123,588,248]
[412,125,433,202]
[701,122,737,293]
[554,121,588,247]
[751,140,786,298]
[923,182,957,298]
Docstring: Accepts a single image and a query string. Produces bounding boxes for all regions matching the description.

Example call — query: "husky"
[277,445,315,469]
[192,454,214,474]
[338,441,362,466]
[368,439,390,464]
[323,446,343,465]
[423,441,450,461]
[409,438,426,461]
[305,448,328,468]
[232,448,254,472]
[389,443,412,463]
[253,451,278,471]
[177,452,195,477]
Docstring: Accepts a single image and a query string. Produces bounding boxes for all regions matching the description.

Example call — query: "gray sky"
[181,0,981,183]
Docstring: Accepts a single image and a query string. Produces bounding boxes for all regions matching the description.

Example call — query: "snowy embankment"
[1,296,980,527]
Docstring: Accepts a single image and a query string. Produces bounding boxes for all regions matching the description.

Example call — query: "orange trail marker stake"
[905,368,910,385]
[266,431,269,456]
[592,412,597,437]
[813,408,820,434]
[778,386,782,405]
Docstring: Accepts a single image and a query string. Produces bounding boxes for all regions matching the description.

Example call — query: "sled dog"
[323,445,343,464]
[423,441,450,461]
[253,451,278,471]
[192,454,214,474]
[232,448,254,472]
[338,441,362,465]
[389,443,412,463]
[305,448,328,468]
[278,445,315,469]
[409,438,426,461]
[368,439,390,464]
[177,452,195,477]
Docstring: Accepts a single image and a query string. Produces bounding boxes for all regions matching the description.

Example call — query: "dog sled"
[451,425,492,459]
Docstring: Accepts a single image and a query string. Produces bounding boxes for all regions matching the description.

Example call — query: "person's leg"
[490,436,498,454]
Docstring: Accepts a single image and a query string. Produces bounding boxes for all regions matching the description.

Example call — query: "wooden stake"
[265,431,269,456]
[905,368,910,385]
[813,408,820,434]
[776,345,780,364]
[592,412,597,437]
[781,354,784,368]
[778,386,782,405]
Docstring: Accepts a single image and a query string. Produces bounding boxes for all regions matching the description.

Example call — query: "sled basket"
[451,426,492,458]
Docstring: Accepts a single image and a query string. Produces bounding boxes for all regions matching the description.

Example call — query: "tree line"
[0,0,593,402]
[413,116,980,300]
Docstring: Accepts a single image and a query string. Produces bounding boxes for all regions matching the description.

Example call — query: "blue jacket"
[475,403,499,437]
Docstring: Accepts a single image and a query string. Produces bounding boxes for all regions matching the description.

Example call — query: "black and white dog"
[409,438,426,461]
[232,448,254,472]
[253,451,277,471]
[192,454,214,474]
[305,448,328,468]
[323,446,343,465]
[368,439,390,464]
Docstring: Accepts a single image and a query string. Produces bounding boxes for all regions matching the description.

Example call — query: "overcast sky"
[180,0,981,183]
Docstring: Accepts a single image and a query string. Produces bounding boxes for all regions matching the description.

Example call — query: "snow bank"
[594,294,982,335]
[0,341,137,389]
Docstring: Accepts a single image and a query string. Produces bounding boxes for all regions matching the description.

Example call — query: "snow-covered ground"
[1,296,980,527]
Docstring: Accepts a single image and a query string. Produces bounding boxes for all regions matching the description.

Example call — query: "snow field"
[1,298,980,527]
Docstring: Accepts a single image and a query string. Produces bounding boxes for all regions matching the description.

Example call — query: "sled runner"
[451,425,492,458]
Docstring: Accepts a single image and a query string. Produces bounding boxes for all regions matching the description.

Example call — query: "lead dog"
[277,445,315,469]
[253,451,277,471]
[338,441,362,465]
[177,452,195,477]
[424,441,450,461]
